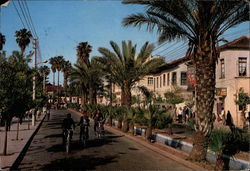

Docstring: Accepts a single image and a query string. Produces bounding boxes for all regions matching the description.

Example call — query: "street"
[18,109,193,170]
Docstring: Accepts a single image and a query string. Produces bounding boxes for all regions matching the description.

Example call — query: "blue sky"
[1,0,249,84]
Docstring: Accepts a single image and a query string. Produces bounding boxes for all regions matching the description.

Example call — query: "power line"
[23,0,38,38]
[19,0,35,36]
[12,0,26,28]
[17,0,33,34]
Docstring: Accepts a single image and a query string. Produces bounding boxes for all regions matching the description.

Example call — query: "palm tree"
[70,58,103,105]
[49,57,57,100]
[39,65,50,91]
[53,56,65,103]
[97,40,164,106]
[62,60,72,101]
[0,33,6,51]
[76,42,92,65]
[122,0,249,161]
[15,28,32,54]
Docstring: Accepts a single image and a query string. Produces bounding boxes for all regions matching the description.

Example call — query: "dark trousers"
[79,126,89,141]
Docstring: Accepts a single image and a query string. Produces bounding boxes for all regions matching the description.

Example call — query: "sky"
[1,0,249,85]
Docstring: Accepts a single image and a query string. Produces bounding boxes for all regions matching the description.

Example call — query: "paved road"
[18,109,193,170]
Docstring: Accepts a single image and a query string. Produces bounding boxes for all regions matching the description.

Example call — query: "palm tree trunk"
[117,119,122,129]
[129,121,134,135]
[121,85,131,106]
[146,126,152,142]
[16,118,20,140]
[89,87,94,104]
[122,119,129,133]
[3,120,8,155]
[64,76,67,102]
[52,72,55,101]
[189,39,216,161]
[57,71,60,103]
[214,154,230,171]
[109,80,113,106]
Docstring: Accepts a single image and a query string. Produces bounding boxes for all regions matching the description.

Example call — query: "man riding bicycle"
[62,113,75,145]
[93,110,105,135]
[78,112,90,142]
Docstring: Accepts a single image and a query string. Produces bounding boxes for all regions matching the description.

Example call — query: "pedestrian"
[221,107,226,125]
[178,107,182,123]
[226,111,234,127]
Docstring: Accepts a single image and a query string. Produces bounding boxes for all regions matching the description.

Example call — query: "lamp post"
[32,38,47,126]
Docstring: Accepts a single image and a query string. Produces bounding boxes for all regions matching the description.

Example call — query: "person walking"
[78,112,90,143]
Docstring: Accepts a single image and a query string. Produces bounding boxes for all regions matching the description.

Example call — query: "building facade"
[100,36,250,127]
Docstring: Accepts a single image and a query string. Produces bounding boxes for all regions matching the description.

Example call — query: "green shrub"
[155,112,173,129]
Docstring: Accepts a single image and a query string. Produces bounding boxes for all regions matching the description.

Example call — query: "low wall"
[112,120,250,170]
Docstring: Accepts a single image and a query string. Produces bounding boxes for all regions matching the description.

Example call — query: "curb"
[10,114,46,170]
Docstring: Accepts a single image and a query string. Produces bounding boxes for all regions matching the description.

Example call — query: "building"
[100,35,250,127]
[215,35,250,127]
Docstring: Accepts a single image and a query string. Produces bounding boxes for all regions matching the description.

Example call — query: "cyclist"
[93,110,105,135]
[62,113,75,145]
[78,112,90,142]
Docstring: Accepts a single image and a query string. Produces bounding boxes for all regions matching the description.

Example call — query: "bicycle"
[63,128,73,153]
[96,121,104,139]
[80,125,89,147]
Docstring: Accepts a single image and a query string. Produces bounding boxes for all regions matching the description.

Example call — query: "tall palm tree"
[39,65,50,90]
[97,40,164,106]
[122,0,249,161]
[15,28,32,54]
[0,33,6,51]
[53,56,65,103]
[70,58,103,105]
[62,60,72,101]
[49,57,57,100]
[76,42,92,65]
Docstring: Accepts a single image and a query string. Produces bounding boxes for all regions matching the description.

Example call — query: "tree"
[70,58,103,105]
[62,60,72,101]
[76,42,92,65]
[164,87,184,106]
[0,33,6,51]
[39,65,50,91]
[97,40,164,106]
[53,56,65,103]
[123,0,249,161]
[0,51,33,155]
[49,57,57,100]
[15,28,32,54]
[209,128,242,171]
[235,88,250,127]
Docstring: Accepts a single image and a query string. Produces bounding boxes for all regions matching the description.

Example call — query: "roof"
[153,35,249,73]
[219,35,250,51]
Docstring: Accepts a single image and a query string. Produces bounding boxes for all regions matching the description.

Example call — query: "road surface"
[18,109,193,170]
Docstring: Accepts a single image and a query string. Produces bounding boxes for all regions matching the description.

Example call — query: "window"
[160,76,162,88]
[167,73,170,86]
[220,59,225,78]
[163,74,166,86]
[148,77,153,86]
[157,77,159,88]
[154,78,156,90]
[238,57,247,76]
[172,72,177,85]
[181,72,187,85]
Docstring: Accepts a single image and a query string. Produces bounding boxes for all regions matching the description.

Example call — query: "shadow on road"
[44,133,62,139]
[42,154,118,170]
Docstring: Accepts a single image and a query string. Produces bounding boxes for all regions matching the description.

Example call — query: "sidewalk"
[0,113,46,170]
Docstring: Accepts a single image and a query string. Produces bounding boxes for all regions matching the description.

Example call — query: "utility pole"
[32,38,37,126]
